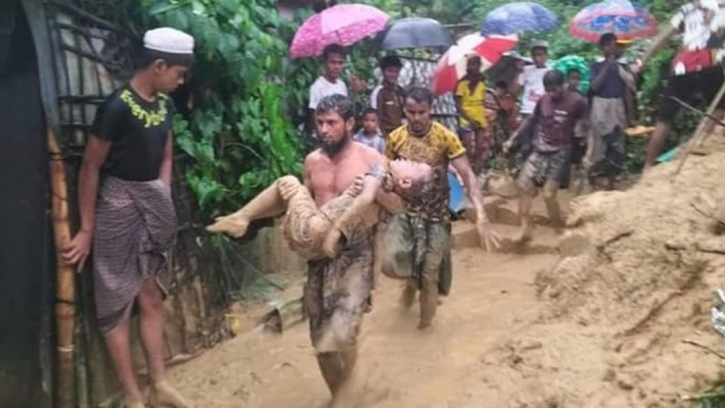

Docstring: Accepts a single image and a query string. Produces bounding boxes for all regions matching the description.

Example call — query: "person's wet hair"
[313,0,337,12]
[394,164,440,200]
[362,107,378,118]
[599,32,617,48]
[543,70,565,88]
[405,86,434,105]
[316,94,355,121]
[380,55,402,70]
[322,43,346,61]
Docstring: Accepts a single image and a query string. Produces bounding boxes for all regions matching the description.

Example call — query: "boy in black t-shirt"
[63,28,194,408]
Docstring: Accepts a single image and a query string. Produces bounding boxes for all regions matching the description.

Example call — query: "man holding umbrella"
[586,33,634,190]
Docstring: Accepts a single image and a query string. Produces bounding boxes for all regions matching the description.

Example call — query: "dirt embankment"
[490,135,725,408]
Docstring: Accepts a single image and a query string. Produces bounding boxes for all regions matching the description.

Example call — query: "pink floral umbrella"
[290,4,390,59]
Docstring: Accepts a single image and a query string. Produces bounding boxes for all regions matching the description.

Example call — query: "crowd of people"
[58,1,725,406]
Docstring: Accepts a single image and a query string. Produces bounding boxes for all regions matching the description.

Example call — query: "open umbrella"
[290,4,389,59]
[375,17,454,51]
[569,0,657,42]
[481,2,558,36]
[431,34,518,95]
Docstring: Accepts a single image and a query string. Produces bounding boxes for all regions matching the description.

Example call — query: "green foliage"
[132,0,315,217]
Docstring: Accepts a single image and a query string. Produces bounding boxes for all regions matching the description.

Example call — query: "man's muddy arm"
[451,155,487,222]
[336,175,382,228]
[505,115,534,148]
[375,189,406,214]
[322,175,383,257]
[452,155,501,251]
[78,136,110,235]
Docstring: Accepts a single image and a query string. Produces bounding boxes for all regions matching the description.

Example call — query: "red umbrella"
[431,34,518,96]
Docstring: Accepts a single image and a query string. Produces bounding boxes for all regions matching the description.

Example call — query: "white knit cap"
[143,27,194,55]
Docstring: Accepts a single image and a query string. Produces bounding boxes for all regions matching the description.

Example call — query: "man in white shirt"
[309,44,349,112]
[510,40,550,161]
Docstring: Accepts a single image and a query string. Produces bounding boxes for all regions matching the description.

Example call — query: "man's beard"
[320,134,349,156]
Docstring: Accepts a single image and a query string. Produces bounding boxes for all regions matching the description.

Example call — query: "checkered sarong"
[93,176,176,333]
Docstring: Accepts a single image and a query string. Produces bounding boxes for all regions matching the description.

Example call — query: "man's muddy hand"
[476,217,502,252]
[322,227,343,258]
[278,177,300,201]
[347,176,365,197]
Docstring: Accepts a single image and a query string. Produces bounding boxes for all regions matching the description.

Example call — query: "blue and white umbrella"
[481,2,558,36]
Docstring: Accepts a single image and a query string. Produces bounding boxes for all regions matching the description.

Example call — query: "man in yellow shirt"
[454,55,492,176]
[385,86,500,329]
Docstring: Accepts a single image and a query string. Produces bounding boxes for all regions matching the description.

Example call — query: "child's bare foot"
[125,398,145,408]
[151,379,190,408]
[206,214,250,238]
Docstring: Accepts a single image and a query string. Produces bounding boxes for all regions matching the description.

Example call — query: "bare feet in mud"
[511,226,533,245]
[399,285,416,310]
[150,379,191,408]
[417,320,433,330]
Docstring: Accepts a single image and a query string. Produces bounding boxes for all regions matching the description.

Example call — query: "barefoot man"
[385,86,500,330]
[503,70,588,243]
[62,28,193,408]
[302,94,387,404]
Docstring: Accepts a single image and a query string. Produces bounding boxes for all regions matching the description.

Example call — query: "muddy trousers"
[393,215,451,328]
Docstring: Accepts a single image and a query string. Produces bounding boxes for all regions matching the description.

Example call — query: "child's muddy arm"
[322,175,382,257]
[375,189,406,214]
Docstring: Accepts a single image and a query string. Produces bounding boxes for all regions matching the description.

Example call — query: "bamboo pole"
[673,74,725,179]
[48,129,76,408]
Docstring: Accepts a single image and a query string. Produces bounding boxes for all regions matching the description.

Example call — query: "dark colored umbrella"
[375,17,454,51]
[481,2,558,36]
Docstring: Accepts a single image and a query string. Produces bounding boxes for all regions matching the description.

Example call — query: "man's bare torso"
[304,142,382,207]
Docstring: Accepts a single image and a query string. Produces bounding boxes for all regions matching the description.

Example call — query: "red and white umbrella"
[431,34,518,96]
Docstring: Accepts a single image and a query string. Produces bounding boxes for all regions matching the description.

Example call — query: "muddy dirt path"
[168,249,559,408]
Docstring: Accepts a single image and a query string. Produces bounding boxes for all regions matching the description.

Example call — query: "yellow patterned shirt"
[385,122,466,220]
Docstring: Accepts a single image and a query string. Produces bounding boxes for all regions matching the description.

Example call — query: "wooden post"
[673,74,725,178]
[48,129,76,408]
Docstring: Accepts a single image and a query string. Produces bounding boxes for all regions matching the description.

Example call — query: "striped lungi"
[93,176,176,334]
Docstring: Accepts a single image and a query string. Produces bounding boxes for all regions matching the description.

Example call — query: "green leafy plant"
[132,0,316,217]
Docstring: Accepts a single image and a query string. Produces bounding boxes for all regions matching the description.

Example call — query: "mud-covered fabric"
[380,214,452,296]
[303,226,375,353]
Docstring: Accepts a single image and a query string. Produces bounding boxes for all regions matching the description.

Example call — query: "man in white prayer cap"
[63,27,194,408]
